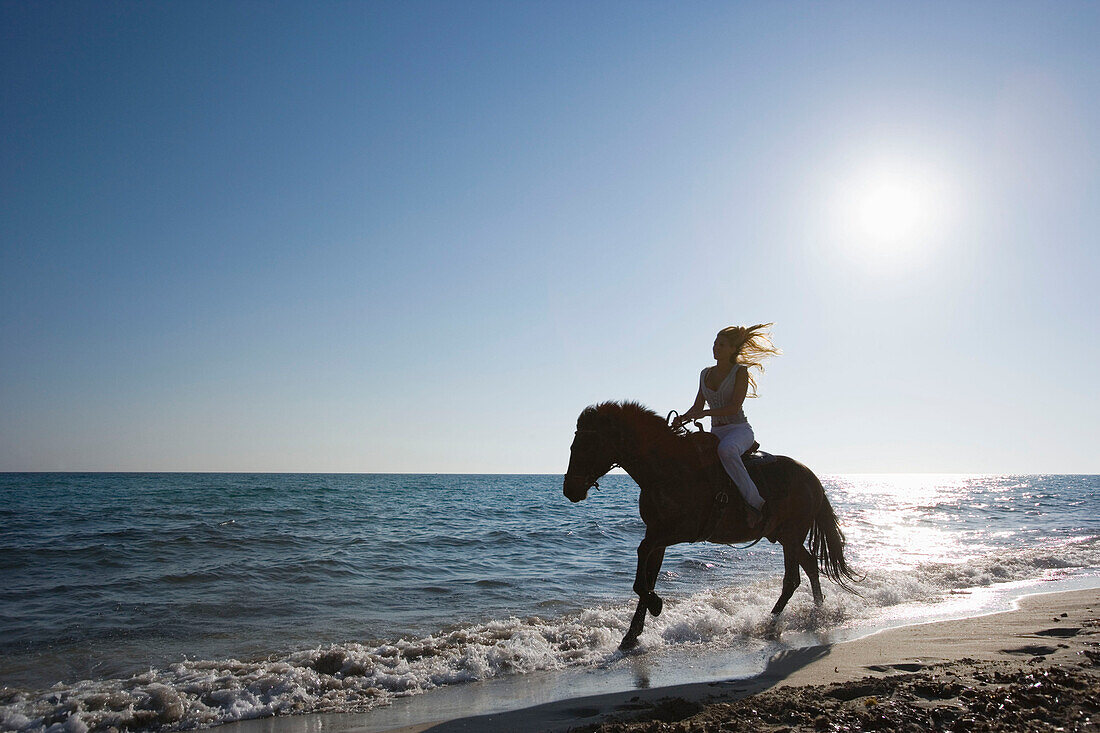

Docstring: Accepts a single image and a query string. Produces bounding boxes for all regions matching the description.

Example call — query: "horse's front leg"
[643,546,666,616]
[621,538,666,650]
[621,537,655,649]
[622,598,648,651]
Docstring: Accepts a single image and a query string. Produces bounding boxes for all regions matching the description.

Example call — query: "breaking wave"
[3,535,1097,732]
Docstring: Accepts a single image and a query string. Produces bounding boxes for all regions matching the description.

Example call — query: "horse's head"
[563,405,624,502]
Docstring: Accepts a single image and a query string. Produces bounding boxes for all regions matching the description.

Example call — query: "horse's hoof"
[619,635,640,651]
[762,617,781,641]
[645,592,663,617]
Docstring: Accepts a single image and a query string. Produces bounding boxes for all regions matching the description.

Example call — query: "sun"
[854,181,924,243]
[830,153,953,268]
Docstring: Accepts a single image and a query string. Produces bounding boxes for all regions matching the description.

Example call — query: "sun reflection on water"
[830,474,1019,571]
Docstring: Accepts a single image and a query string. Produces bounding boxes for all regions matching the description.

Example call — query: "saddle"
[687,434,778,484]
[687,432,781,541]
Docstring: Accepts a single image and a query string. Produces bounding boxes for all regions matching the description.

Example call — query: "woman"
[675,324,780,527]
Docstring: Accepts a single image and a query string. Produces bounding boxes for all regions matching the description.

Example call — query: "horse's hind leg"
[796,544,824,605]
[770,543,802,615]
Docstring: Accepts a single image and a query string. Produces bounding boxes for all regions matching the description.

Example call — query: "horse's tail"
[808,487,861,594]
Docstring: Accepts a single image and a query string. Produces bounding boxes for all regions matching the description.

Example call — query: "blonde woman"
[675,324,780,527]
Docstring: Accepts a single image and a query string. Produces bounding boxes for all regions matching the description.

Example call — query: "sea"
[1,473,1098,732]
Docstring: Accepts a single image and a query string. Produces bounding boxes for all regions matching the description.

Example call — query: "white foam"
[3,535,1097,732]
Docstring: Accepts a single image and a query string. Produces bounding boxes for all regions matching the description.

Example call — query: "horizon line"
[1,470,1096,476]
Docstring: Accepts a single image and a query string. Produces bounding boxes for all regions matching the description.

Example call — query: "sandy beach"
[388,588,1099,733]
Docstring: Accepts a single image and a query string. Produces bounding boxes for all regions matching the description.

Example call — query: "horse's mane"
[578,401,693,450]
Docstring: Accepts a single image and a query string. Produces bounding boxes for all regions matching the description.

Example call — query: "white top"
[699,365,748,427]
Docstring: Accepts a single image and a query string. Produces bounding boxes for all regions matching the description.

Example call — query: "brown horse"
[563,401,858,650]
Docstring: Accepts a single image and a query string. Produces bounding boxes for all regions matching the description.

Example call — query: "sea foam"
[3,535,1097,732]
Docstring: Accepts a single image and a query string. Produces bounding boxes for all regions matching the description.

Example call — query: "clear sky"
[1,2,1097,473]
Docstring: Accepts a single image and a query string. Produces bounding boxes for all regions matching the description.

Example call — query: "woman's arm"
[676,386,707,424]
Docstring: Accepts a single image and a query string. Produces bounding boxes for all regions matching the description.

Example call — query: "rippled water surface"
[1,473,1097,731]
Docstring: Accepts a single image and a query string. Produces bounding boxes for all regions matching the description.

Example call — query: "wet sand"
[397,588,1099,732]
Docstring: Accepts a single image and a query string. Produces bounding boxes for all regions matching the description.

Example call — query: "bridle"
[568,413,699,492]
[566,428,622,492]
[567,412,761,546]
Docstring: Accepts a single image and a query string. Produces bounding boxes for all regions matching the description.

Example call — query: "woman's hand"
[675,408,707,426]
[674,386,708,428]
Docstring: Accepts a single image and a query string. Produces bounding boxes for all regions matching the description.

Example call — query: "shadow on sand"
[421,643,833,733]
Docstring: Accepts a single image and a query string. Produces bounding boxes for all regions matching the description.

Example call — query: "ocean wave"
[3,535,1097,733]
[914,534,1100,588]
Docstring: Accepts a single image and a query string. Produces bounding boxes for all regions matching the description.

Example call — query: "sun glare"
[830,153,955,270]
[854,182,924,243]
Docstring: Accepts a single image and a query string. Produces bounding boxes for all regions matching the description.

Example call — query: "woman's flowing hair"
[717,323,780,397]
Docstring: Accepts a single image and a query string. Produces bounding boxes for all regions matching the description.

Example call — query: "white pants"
[712,422,764,510]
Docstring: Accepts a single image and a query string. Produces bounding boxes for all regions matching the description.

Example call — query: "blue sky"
[1,2,1097,472]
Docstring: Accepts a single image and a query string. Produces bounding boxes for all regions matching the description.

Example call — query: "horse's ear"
[576,406,598,429]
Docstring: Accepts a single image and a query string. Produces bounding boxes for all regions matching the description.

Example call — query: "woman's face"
[712,336,737,363]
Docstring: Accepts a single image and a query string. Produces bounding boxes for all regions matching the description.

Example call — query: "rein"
[665,410,703,434]
[570,411,761,545]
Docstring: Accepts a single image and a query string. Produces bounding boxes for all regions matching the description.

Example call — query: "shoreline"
[213,585,1099,733]
[6,475,1096,733]
[399,587,1100,732]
